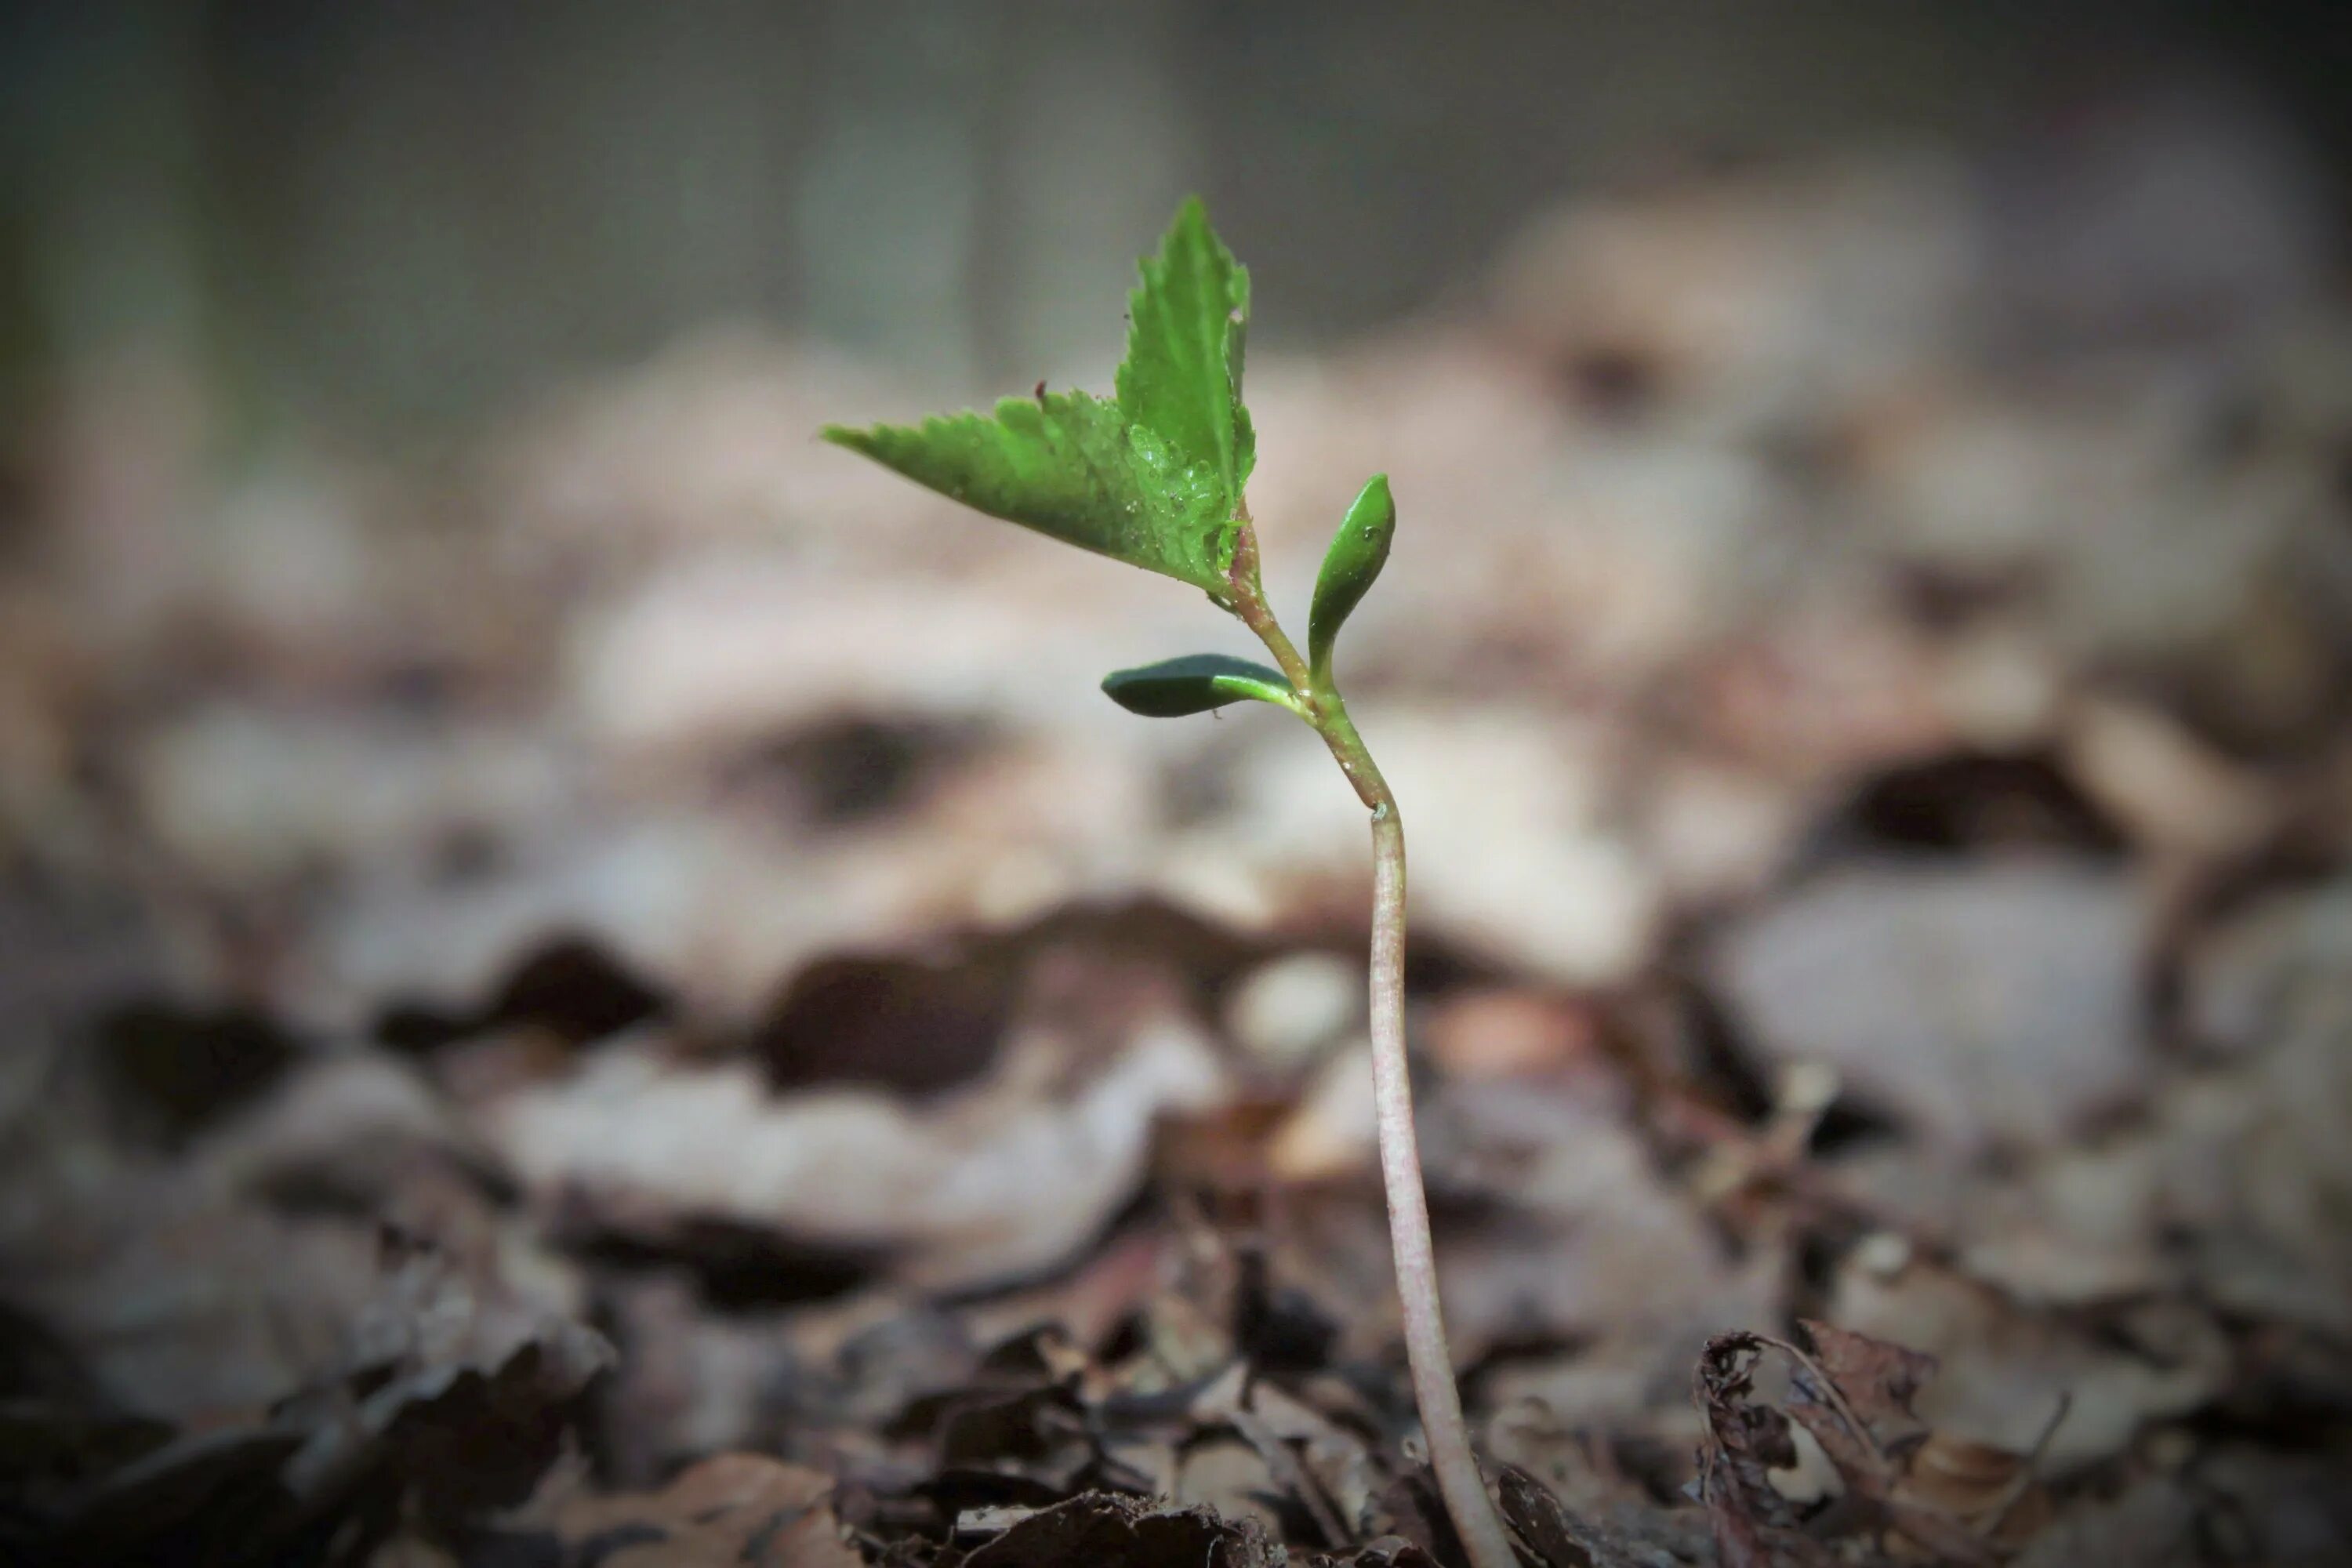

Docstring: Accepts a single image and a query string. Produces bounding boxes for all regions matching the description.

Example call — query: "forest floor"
[5,147,2351,1566]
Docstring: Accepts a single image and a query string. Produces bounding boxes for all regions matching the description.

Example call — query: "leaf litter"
[6,125,2352,1566]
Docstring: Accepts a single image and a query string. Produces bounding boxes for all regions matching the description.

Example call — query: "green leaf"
[1101,653,1299,718]
[822,198,1255,597]
[1307,473,1396,681]
[1116,195,1255,508]
[822,389,1236,593]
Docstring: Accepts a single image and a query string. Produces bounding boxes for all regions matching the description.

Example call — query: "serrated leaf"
[822,389,1236,593]
[1307,473,1396,681]
[1116,196,1255,507]
[822,198,1257,597]
[1101,653,1298,718]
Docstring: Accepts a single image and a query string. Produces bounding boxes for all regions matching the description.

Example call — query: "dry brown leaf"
[1711,860,2148,1155]
[1828,1249,2224,1468]
[958,1490,1277,1568]
[478,1004,1229,1290]
[1497,1465,1701,1568]
[554,1452,863,1568]
[1693,1334,1824,1568]
[1788,1318,1936,1481]
[1696,1323,2064,1568]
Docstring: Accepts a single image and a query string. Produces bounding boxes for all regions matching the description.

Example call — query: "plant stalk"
[1226,521,1518,1568]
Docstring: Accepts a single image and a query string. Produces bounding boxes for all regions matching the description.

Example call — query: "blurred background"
[5,3,2352,1563]
[6,2,2352,424]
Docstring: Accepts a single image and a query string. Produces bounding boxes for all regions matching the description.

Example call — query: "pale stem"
[1225,520,1519,1568]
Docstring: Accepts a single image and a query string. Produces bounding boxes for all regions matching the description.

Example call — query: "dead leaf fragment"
[481,1005,1229,1289]
[1711,860,2147,1152]
[959,1490,1276,1568]
[1695,1323,2059,1568]
[1498,1464,1686,1568]
[554,1452,863,1568]
[1786,1317,1936,1483]
[1693,1334,1823,1568]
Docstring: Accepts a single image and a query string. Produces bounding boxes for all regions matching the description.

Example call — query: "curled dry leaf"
[1695,1323,2057,1568]
[1693,1334,1825,1568]
[1784,1319,1936,1481]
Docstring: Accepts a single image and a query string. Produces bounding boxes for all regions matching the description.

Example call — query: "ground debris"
[4,130,2350,1568]
[1693,1323,2060,1568]
[526,1451,865,1567]
[942,1491,1276,1568]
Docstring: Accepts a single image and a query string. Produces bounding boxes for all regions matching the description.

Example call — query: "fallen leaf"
[1786,1318,1936,1483]
[959,1491,1277,1568]
[1692,1334,1823,1568]
[479,996,1229,1290]
[554,1452,863,1568]
[1826,1247,2225,1468]
[1711,860,2149,1153]
[1498,1464,1698,1568]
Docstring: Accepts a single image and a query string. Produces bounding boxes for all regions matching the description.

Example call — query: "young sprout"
[824,198,1518,1568]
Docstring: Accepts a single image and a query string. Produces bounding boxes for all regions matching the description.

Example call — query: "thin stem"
[1326,716,1519,1568]
[1225,511,1312,695]
[1225,519,1519,1568]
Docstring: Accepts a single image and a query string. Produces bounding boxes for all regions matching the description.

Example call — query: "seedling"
[824,198,1517,1568]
